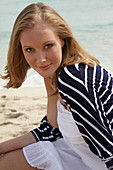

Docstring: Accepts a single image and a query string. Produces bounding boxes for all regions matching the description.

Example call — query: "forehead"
[20,22,59,45]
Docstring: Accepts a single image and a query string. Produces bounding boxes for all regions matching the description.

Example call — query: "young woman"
[0,2,113,170]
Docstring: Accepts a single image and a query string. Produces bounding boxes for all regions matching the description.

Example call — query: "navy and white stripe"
[57,63,113,170]
[31,115,63,142]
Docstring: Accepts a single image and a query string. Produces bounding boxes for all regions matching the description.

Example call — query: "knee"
[0,151,41,170]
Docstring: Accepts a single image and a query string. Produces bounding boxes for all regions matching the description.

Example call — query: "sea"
[0,0,113,89]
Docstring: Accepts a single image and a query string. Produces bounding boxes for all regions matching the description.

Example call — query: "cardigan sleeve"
[31,115,63,142]
[57,63,113,170]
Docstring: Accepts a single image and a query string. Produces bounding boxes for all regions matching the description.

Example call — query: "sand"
[0,87,47,142]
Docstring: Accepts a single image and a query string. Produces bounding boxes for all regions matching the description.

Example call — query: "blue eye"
[45,44,53,49]
[26,48,34,53]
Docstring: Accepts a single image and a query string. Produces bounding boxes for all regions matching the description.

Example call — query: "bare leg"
[0,149,40,170]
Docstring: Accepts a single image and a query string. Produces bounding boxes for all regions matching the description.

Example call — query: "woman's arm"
[31,78,63,142]
[44,77,58,128]
[0,77,59,155]
[0,132,36,154]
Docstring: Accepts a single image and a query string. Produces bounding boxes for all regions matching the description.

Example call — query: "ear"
[61,39,64,47]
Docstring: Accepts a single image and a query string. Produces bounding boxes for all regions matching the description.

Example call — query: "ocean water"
[0,0,113,88]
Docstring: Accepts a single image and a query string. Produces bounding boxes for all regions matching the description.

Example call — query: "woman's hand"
[0,132,36,155]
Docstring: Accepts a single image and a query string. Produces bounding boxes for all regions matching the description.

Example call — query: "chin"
[39,71,55,78]
[38,73,53,78]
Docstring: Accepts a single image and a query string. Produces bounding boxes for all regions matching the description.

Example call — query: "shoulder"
[57,63,113,96]
[58,63,98,85]
[58,63,98,78]
[57,64,83,88]
[58,64,81,81]
[57,63,88,96]
[58,63,112,85]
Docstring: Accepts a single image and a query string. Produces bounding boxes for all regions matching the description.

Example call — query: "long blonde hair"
[1,2,99,88]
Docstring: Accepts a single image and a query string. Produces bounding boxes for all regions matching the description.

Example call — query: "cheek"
[50,48,62,64]
[24,54,34,66]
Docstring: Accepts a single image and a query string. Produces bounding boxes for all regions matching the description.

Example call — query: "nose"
[35,50,46,63]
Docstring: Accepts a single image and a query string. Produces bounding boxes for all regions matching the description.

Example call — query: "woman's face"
[20,22,64,78]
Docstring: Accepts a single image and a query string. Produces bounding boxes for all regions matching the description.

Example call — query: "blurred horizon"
[0,0,113,88]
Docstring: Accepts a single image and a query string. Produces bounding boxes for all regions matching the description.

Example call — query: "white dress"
[23,100,107,170]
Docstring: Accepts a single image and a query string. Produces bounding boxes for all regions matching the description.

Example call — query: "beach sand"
[0,87,47,142]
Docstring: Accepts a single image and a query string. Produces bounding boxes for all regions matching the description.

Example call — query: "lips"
[38,64,51,71]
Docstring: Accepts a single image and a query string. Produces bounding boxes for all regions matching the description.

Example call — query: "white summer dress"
[23,99,107,170]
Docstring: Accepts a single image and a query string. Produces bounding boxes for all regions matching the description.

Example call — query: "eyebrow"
[22,40,55,48]
[42,40,55,45]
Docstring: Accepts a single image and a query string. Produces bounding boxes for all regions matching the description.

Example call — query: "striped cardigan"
[57,63,113,170]
[32,63,113,170]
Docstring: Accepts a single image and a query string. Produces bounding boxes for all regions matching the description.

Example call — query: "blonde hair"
[1,2,99,88]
